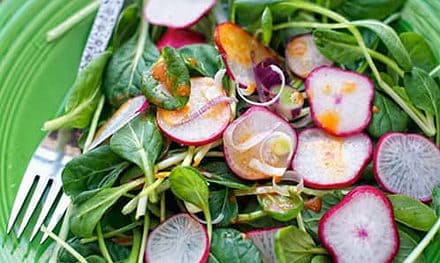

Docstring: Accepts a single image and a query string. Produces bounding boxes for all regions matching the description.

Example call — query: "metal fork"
[7,0,124,243]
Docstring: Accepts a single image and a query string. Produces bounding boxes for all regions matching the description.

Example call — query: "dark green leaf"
[201,162,251,190]
[85,256,106,263]
[209,189,238,227]
[311,255,332,263]
[258,193,304,222]
[400,32,436,72]
[337,0,406,20]
[424,232,440,263]
[142,47,191,110]
[208,228,263,263]
[274,226,321,263]
[351,20,413,71]
[113,4,140,49]
[433,184,440,216]
[104,33,159,107]
[178,44,222,77]
[393,229,426,263]
[43,51,112,130]
[169,166,209,210]
[62,145,129,203]
[404,67,440,116]
[388,194,437,231]
[261,7,273,45]
[233,0,284,27]
[368,92,410,138]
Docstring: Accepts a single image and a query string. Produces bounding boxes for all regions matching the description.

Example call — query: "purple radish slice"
[88,96,148,150]
[223,106,297,180]
[145,213,209,263]
[318,186,399,263]
[373,132,440,201]
[157,28,206,51]
[247,228,280,263]
[306,66,374,136]
[270,85,304,121]
[286,34,333,78]
[214,22,280,90]
[292,128,372,189]
[157,76,232,146]
[144,0,217,29]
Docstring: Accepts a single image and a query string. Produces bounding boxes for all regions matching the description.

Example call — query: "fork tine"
[16,177,50,238]
[7,170,37,234]
[40,193,70,243]
[29,180,62,241]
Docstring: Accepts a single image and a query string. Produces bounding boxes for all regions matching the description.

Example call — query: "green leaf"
[43,51,112,130]
[337,0,406,20]
[261,7,273,45]
[62,145,129,203]
[311,255,332,263]
[142,46,191,110]
[424,232,440,263]
[367,92,410,138]
[178,44,223,78]
[112,4,140,49]
[258,193,304,222]
[104,31,159,107]
[351,20,413,71]
[169,166,209,210]
[433,184,440,216]
[208,228,263,263]
[201,162,251,190]
[388,194,437,231]
[209,189,238,227]
[400,32,437,72]
[274,226,325,263]
[393,229,426,263]
[404,67,440,116]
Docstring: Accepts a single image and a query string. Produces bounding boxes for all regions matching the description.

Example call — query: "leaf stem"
[156,152,187,170]
[97,222,114,263]
[404,218,440,263]
[204,207,213,243]
[297,213,306,232]
[160,192,166,222]
[80,221,143,244]
[46,0,100,42]
[41,226,88,263]
[138,213,150,263]
[83,94,105,152]
[182,146,195,166]
[127,230,142,263]
[429,64,440,78]
[232,210,267,224]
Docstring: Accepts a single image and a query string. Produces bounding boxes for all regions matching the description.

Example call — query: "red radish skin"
[373,132,440,202]
[144,0,217,29]
[214,22,280,89]
[292,128,372,189]
[145,213,209,263]
[156,77,231,146]
[318,186,399,263]
[305,66,374,136]
[223,106,297,180]
[157,28,206,51]
[285,34,333,78]
[247,227,280,263]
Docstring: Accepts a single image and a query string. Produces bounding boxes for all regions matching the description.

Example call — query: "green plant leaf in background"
[393,230,426,263]
[336,0,406,20]
[178,44,223,78]
[404,67,440,116]
[261,7,273,45]
[424,184,440,263]
[209,189,238,227]
[43,50,112,130]
[201,161,251,190]
[169,166,209,210]
[368,91,410,138]
[208,228,263,263]
[112,3,140,49]
[400,32,437,72]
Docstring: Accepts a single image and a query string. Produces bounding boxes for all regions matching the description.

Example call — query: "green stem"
[156,152,187,170]
[49,204,73,263]
[127,230,142,263]
[139,178,165,198]
[204,208,213,243]
[429,64,440,78]
[307,248,329,255]
[97,222,114,263]
[81,222,143,244]
[139,149,158,203]
[41,226,88,263]
[404,218,440,263]
[160,192,166,222]
[83,95,105,152]
[138,213,150,263]
[232,210,267,224]
[273,21,348,31]
[297,213,306,232]
[182,146,195,166]
[46,0,100,42]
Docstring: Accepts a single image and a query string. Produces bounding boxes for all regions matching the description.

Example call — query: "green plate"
[0,0,95,261]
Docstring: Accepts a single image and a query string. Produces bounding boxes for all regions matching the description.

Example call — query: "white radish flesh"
[373,132,440,201]
[318,186,399,263]
[306,66,374,136]
[292,128,372,189]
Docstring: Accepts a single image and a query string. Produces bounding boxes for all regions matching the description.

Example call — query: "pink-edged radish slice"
[247,228,280,263]
[271,85,304,121]
[223,106,297,180]
[286,34,333,78]
[144,0,216,28]
[157,28,205,51]
[306,66,374,136]
[292,128,372,189]
[373,132,440,201]
[145,213,209,263]
[88,96,148,150]
[318,186,399,263]
[157,76,232,146]
[214,22,279,90]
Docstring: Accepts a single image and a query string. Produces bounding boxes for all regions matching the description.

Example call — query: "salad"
[41,0,440,262]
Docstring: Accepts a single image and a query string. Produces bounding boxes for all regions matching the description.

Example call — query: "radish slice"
[88,96,148,150]
[271,85,304,121]
[306,66,374,136]
[145,213,209,263]
[373,132,440,201]
[157,77,232,146]
[318,186,399,263]
[292,128,372,189]
[214,22,279,89]
[157,28,206,50]
[247,228,280,263]
[286,34,333,78]
[223,107,297,180]
[144,0,217,28]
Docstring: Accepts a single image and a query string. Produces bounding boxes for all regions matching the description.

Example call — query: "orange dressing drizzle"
[317,110,340,134]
